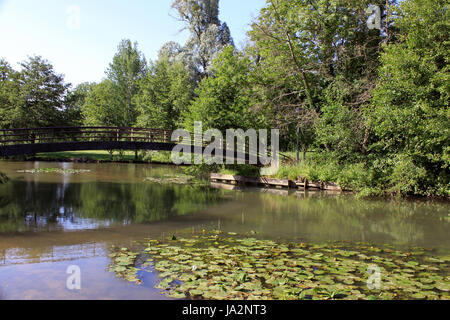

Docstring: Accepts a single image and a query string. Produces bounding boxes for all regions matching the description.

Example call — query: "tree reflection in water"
[0,180,226,233]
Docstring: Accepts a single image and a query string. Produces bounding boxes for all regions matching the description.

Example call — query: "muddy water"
[0,161,448,300]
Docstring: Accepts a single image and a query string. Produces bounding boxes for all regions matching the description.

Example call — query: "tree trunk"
[285,31,314,110]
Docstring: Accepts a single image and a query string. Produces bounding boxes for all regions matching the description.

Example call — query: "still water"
[0,161,449,300]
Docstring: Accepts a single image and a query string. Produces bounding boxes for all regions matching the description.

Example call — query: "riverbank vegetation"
[0,0,448,197]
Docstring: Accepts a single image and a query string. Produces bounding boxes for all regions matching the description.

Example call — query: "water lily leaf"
[436,283,450,292]
[114,266,127,273]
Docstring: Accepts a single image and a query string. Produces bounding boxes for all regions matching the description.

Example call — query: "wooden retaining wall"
[211,182,344,197]
[210,173,349,192]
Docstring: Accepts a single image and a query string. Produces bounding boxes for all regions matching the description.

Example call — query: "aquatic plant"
[17,168,91,175]
[108,233,450,300]
[108,247,142,284]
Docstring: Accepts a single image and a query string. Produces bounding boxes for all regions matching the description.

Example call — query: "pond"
[0,161,448,300]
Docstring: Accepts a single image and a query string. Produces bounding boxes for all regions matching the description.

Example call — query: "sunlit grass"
[34,150,173,163]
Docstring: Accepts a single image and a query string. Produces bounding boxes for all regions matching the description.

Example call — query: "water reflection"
[0,180,226,233]
[211,191,450,249]
[1,243,107,266]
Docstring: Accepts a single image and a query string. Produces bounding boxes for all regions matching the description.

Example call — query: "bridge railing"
[0,127,247,150]
[0,127,174,145]
[0,127,281,164]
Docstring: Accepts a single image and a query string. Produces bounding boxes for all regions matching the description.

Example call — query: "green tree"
[249,0,393,156]
[63,82,95,126]
[0,59,22,129]
[185,46,262,132]
[171,0,234,80]
[136,57,192,130]
[369,0,449,196]
[106,39,147,127]
[82,80,124,126]
[2,56,70,128]
[19,56,70,127]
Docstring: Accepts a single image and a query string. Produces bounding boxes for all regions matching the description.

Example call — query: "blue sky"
[0,0,265,86]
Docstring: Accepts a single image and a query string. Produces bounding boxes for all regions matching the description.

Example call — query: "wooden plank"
[247,177,294,188]
[308,181,322,189]
[210,173,240,181]
[295,181,306,188]
[210,174,352,193]
[210,174,295,189]
[323,182,341,191]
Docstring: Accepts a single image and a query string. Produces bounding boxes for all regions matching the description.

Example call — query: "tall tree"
[136,56,193,130]
[106,39,147,127]
[14,56,69,128]
[249,0,394,157]
[0,59,21,129]
[171,0,234,80]
[63,82,95,126]
[82,80,124,127]
[158,41,184,63]
[185,46,262,132]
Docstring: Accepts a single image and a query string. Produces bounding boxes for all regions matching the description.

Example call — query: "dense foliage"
[0,56,70,128]
[185,46,263,132]
[0,0,448,196]
[136,57,193,130]
[368,0,449,196]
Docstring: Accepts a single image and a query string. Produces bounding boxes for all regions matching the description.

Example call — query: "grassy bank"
[274,153,449,198]
[274,161,368,194]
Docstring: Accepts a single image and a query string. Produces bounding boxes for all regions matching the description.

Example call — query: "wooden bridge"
[0,126,262,164]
